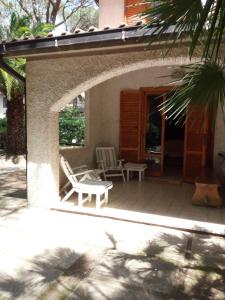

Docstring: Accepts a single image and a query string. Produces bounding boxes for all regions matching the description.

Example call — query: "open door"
[143,93,166,176]
[183,106,209,183]
[120,90,142,162]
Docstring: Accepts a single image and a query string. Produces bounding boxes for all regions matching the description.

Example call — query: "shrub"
[59,107,85,146]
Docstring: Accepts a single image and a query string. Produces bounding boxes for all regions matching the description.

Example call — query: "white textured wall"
[99,0,124,29]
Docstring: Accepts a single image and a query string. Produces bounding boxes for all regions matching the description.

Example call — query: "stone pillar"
[26,94,59,208]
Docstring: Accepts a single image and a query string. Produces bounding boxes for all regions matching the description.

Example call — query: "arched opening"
[25,48,225,232]
[56,56,220,231]
[56,59,190,194]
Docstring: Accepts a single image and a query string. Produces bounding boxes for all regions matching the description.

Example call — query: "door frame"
[140,87,175,176]
[183,107,215,182]
[120,86,215,180]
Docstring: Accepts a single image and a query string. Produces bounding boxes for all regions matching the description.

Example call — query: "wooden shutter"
[183,106,210,183]
[120,90,142,162]
[125,0,150,25]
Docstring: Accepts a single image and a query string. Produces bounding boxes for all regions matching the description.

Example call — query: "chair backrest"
[60,155,101,186]
[96,147,117,168]
[60,155,78,186]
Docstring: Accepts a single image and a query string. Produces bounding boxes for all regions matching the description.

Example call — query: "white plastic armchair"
[96,147,126,182]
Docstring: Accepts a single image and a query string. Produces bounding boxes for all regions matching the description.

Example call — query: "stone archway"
[26,47,194,207]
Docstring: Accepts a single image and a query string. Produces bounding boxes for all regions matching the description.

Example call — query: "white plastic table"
[124,163,148,182]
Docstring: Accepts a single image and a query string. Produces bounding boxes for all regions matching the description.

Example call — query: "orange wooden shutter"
[183,106,209,183]
[120,90,142,162]
[125,0,150,25]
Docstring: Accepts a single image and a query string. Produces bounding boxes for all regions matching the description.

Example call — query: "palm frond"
[142,0,225,61]
[163,62,225,125]
[0,12,52,101]
[31,23,54,37]
[0,70,13,100]
[9,12,31,39]
[141,0,203,45]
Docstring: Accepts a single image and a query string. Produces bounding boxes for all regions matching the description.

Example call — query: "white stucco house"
[0,0,225,231]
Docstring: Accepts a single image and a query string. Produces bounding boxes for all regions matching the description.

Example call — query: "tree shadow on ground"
[0,247,81,300]
[0,169,26,189]
[68,232,225,300]
[0,225,225,299]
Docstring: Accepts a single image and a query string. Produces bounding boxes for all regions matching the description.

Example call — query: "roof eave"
[0,25,178,58]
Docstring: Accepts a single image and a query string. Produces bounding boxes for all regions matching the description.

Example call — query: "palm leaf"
[141,0,203,46]
[0,12,52,100]
[142,0,225,61]
[163,62,225,125]
[31,23,54,37]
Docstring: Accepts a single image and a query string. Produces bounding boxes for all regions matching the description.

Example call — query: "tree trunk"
[6,95,26,155]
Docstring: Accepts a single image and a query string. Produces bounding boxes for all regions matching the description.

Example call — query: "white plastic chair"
[96,147,126,182]
[60,155,113,209]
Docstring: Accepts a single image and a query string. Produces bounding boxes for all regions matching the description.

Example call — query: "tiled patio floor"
[59,178,225,235]
[0,167,225,299]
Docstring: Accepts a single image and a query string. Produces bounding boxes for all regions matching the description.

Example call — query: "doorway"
[164,117,185,180]
[142,87,186,180]
[120,87,212,183]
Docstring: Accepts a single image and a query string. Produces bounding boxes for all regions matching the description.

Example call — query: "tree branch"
[31,0,41,23]
[46,0,51,23]
[55,6,80,27]
[16,0,33,19]
[50,0,61,24]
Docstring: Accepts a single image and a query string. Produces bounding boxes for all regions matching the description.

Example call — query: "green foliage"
[0,58,26,100]
[59,107,85,146]
[0,12,53,100]
[0,118,7,134]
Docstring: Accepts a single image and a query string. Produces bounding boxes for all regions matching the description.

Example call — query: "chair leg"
[127,169,129,182]
[61,188,75,202]
[78,192,83,207]
[104,190,108,204]
[60,181,70,194]
[88,194,92,202]
[122,170,126,182]
[139,171,141,182]
[96,194,101,209]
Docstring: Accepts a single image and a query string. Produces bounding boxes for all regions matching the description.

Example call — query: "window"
[59,93,86,147]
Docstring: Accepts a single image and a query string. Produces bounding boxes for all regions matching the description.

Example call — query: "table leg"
[105,190,108,204]
[139,171,141,182]
[127,169,129,181]
[78,192,83,207]
[88,194,92,202]
[96,194,101,209]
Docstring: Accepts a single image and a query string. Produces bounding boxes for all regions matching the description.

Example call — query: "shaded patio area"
[58,178,225,235]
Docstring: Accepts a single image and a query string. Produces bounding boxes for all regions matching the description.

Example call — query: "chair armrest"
[72,169,93,177]
[72,165,88,172]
